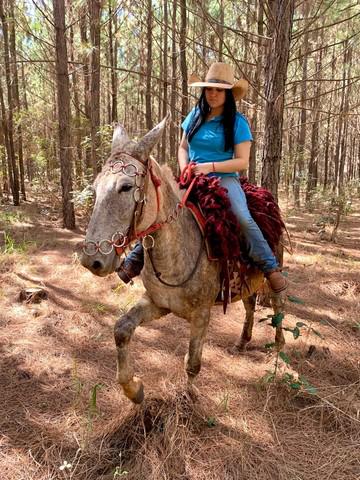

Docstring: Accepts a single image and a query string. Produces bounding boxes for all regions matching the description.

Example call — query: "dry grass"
[0,193,359,480]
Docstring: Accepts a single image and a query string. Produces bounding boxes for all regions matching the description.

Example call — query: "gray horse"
[80,118,285,404]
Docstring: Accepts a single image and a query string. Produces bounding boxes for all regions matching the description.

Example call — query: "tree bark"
[108,0,118,123]
[169,0,177,162]
[0,0,19,205]
[292,2,310,207]
[68,1,83,187]
[161,0,169,164]
[88,0,102,176]
[337,45,352,195]
[248,0,264,184]
[218,0,224,61]
[261,0,295,201]
[145,0,153,130]
[306,47,323,205]
[9,0,26,200]
[79,6,92,171]
[0,76,11,195]
[179,0,188,119]
[53,0,76,229]
[20,62,32,181]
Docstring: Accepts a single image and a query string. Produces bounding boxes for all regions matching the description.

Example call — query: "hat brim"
[188,78,248,100]
[188,81,233,89]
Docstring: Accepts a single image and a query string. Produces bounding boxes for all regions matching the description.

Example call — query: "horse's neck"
[145,163,202,263]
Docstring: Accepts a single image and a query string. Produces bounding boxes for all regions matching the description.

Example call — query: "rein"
[138,162,203,288]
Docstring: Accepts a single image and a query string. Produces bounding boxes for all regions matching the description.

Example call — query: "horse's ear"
[133,114,170,162]
[112,124,130,151]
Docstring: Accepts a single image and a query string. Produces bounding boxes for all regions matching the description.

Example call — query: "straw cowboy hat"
[188,62,248,100]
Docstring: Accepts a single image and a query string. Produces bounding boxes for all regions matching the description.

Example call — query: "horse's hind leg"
[236,293,257,351]
[185,308,210,386]
[114,293,168,403]
[271,292,286,351]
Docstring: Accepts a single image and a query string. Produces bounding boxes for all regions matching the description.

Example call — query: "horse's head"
[80,116,168,276]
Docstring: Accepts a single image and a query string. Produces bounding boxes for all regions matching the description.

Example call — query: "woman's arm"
[192,141,251,175]
[178,131,189,172]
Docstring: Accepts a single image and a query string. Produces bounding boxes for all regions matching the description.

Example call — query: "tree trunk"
[145,0,153,130]
[293,2,310,208]
[323,111,331,191]
[261,0,295,201]
[88,0,102,176]
[21,61,32,181]
[169,0,177,163]
[53,0,76,229]
[79,6,92,171]
[338,45,352,195]
[108,0,118,123]
[9,0,26,200]
[161,0,169,164]
[218,0,224,61]
[0,0,19,205]
[179,0,188,119]
[306,47,323,205]
[0,77,12,195]
[68,2,83,187]
[248,0,264,184]
[287,82,297,198]
[333,56,346,194]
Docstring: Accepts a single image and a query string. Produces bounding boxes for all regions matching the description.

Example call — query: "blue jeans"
[220,176,278,273]
[122,177,278,275]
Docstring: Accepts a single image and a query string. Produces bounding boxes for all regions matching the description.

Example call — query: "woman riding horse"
[118,62,287,294]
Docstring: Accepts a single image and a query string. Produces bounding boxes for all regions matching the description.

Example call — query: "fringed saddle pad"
[178,165,285,312]
[239,177,285,253]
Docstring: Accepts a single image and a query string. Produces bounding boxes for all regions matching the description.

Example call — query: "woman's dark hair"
[187,88,237,152]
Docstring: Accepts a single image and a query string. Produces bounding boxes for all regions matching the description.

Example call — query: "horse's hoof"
[122,377,144,404]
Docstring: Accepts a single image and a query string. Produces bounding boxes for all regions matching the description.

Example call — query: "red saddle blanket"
[178,166,285,264]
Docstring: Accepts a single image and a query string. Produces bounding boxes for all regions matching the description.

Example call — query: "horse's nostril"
[92,260,103,270]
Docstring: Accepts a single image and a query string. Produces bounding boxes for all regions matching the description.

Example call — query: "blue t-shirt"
[181,107,253,177]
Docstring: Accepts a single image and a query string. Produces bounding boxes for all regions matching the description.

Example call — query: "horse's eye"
[118,184,132,194]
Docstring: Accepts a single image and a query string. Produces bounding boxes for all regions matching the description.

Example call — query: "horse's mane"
[151,158,182,201]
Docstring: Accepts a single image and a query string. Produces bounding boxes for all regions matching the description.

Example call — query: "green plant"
[206,416,216,427]
[94,303,107,313]
[281,373,317,394]
[71,184,94,209]
[72,358,84,397]
[0,211,26,225]
[89,383,103,418]
[2,232,35,254]
[217,391,230,413]
[261,302,319,395]
[112,452,129,478]
[113,467,129,477]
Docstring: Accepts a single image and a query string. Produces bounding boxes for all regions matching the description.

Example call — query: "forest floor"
[0,185,359,480]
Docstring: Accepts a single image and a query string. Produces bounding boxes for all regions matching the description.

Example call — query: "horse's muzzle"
[79,251,120,277]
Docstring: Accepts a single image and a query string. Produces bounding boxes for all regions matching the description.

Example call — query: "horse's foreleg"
[236,293,257,351]
[184,308,210,385]
[271,292,286,351]
[114,294,168,403]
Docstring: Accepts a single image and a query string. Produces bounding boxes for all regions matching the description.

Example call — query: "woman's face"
[204,87,226,110]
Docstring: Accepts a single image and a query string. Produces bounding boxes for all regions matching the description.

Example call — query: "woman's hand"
[192,163,213,176]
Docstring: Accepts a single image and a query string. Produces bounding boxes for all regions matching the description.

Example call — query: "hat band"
[207,78,232,85]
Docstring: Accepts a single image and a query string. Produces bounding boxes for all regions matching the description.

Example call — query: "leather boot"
[265,270,288,294]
